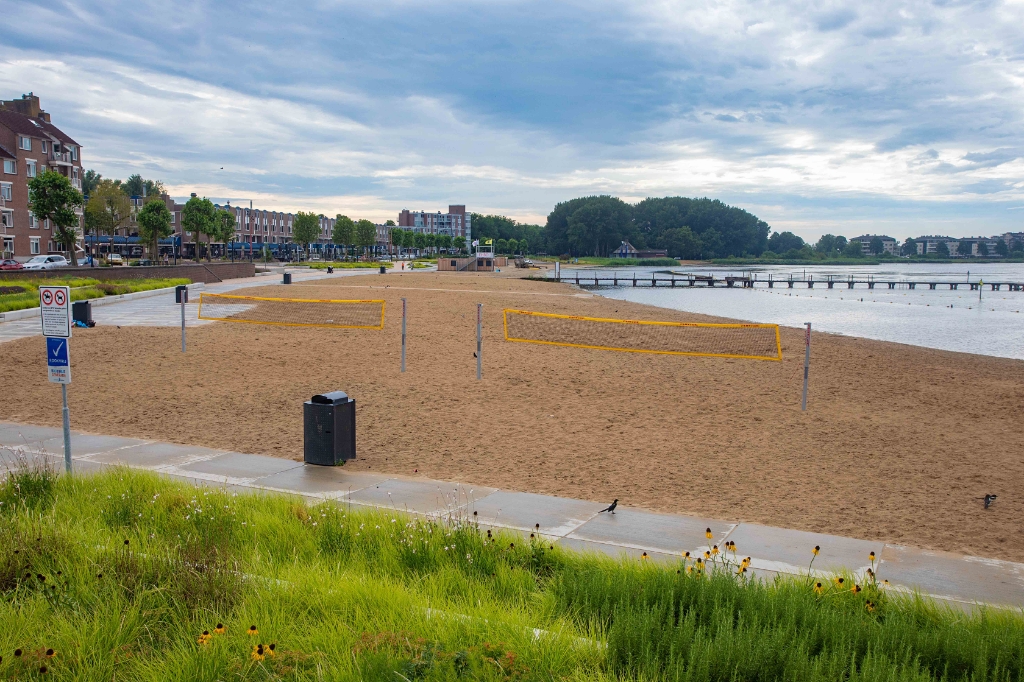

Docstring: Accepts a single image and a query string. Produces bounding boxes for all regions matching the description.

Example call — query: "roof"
[852,234,896,242]
[0,142,14,160]
[0,109,79,146]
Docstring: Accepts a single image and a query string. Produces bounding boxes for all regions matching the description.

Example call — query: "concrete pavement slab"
[175,452,303,480]
[254,465,393,498]
[87,442,225,469]
[346,477,494,516]
[878,545,1024,608]
[469,490,602,536]
[568,508,735,557]
[557,536,680,563]
[723,523,882,577]
[0,423,63,446]
[32,433,148,458]
[160,473,263,495]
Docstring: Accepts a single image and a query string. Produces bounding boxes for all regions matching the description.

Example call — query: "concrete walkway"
[1,421,1021,611]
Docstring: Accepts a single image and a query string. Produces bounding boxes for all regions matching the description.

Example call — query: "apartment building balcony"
[49,150,73,166]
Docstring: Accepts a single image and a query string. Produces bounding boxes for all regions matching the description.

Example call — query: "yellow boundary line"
[503,309,783,361]
[198,293,385,330]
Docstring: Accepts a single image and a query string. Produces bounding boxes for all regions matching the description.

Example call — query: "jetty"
[549,272,1024,291]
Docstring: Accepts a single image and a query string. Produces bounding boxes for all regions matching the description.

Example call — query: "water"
[554,263,1024,359]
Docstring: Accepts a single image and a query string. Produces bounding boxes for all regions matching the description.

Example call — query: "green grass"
[538,257,681,267]
[306,261,395,270]
[0,278,191,314]
[0,464,1021,681]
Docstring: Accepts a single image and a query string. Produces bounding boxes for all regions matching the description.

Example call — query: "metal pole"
[476,303,482,380]
[801,322,811,411]
[401,298,407,372]
[181,297,186,353]
[61,383,72,474]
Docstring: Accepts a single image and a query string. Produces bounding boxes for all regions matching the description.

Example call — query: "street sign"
[39,285,71,338]
[46,336,71,384]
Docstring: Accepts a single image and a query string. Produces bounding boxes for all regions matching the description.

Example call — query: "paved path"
[0,267,371,343]
[0,421,1021,611]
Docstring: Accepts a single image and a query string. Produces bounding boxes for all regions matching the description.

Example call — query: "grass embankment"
[1,465,1021,681]
[306,262,395,270]
[0,278,191,314]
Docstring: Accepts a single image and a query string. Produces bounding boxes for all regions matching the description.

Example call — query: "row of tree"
[765,232,1024,259]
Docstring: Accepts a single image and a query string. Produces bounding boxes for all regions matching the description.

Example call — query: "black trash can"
[304,391,356,465]
[283,272,292,284]
[175,284,189,304]
[379,264,386,274]
[72,300,94,327]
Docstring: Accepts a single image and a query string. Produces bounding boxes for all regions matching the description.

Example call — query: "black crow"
[984,494,997,509]
[598,499,618,514]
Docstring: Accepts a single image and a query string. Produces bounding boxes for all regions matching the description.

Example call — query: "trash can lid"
[310,391,350,405]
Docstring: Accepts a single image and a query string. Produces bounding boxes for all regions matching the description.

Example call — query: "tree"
[333,215,354,256]
[29,169,85,265]
[292,211,321,256]
[565,196,633,256]
[453,236,466,253]
[977,241,989,256]
[354,219,376,258]
[385,219,395,226]
[495,238,508,254]
[767,231,805,254]
[507,238,518,254]
[86,179,132,261]
[136,200,174,260]
[995,239,1009,257]
[869,236,885,255]
[215,210,237,251]
[660,226,702,259]
[122,174,165,199]
[815,234,838,254]
[413,232,427,253]
[700,228,724,259]
[957,240,973,257]
[936,241,950,257]
[903,238,918,257]
[843,240,863,258]
[181,196,216,261]
[519,238,528,254]
[425,232,437,255]
[82,170,102,197]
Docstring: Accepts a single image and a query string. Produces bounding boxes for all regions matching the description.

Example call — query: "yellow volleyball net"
[198,293,385,329]
[503,309,782,361]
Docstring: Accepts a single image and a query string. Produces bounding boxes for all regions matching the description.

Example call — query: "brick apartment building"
[398,205,471,239]
[0,93,84,259]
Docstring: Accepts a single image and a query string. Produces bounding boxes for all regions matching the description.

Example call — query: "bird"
[598,499,618,514]
[473,352,477,358]
[983,494,997,509]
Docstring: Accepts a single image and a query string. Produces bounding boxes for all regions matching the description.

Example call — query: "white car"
[22,255,69,270]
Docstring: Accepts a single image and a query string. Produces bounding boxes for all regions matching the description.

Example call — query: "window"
[40,141,47,154]
[26,161,36,178]
[18,136,31,151]
[48,240,54,252]
[30,237,40,254]
[29,214,39,229]
[3,159,14,174]
[70,146,77,161]
[3,237,13,254]
[1,210,12,227]
[0,183,10,201]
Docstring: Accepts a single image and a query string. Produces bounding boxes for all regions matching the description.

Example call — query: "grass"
[0,463,1022,681]
[0,278,191,314]
[306,261,395,270]
[538,257,681,267]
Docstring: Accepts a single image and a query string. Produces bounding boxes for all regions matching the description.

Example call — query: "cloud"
[0,0,1023,238]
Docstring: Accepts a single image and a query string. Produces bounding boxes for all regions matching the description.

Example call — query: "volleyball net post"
[801,322,811,411]
[502,309,782,362]
[197,293,386,329]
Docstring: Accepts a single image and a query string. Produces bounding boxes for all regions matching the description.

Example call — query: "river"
[552,263,1024,359]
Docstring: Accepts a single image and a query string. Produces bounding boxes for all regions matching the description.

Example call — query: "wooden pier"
[551,272,1024,291]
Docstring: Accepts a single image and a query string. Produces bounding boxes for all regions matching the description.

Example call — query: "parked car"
[77,255,97,266]
[131,259,153,266]
[107,253,124,265]
[0,259,23,270]
[22,255,69,270]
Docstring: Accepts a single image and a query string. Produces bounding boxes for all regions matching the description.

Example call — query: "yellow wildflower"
[812,545,820,556]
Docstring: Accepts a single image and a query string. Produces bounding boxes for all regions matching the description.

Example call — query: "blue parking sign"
[46,337,71,384]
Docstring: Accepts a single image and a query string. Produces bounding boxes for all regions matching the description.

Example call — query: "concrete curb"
[0,282,206,322]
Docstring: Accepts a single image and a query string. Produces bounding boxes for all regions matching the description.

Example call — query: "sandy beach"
[3,270,1022,561]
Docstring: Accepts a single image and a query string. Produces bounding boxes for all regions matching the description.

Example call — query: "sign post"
[401,298,407,373]
[40,287,73,473]
[476,303,482,381]
[801,322,811,411]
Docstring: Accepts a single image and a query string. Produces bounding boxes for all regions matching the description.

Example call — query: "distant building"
[852,234,899,256]
[0,93,84,259]
[611,241,639,258]
[912,236,956,256]
[398,205,471,239]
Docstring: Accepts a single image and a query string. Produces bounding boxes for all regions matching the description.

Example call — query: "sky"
[1,0,1023,241]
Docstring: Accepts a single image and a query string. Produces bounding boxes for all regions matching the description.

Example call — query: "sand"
[3,271,1022,561]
